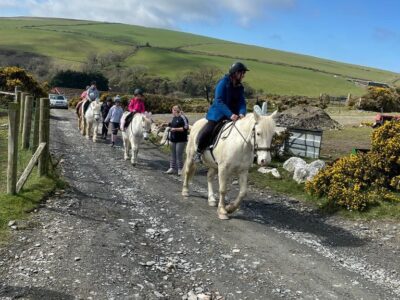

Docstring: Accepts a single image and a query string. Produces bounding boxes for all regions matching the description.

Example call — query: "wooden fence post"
[15,91,22,106]
[7,103,20,195]
[345,93,352,106]
[14,86,20,102]
[32,98,40,153]
[38,97,50,176]
[19,93,27,134]
[22,95,33,149]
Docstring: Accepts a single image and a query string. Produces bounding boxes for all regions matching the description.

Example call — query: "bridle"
[128,114,151,138]
[232,121,272,157]
[252,126,272,154]
[141,118,152,135]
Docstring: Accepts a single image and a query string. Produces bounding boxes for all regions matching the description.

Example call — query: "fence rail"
[0,91,16,96]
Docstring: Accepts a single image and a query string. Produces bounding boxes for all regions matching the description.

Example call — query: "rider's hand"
[230,114,239,121]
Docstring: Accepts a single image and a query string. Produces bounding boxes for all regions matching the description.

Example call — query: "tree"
[82,53,100,73]
[192,66,222,103]
[107,66,147,93]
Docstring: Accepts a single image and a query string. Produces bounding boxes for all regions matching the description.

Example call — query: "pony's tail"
[182,156,197,181]
[181,144,197,196]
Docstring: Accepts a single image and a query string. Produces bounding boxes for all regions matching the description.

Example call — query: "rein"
[147,127,170,148]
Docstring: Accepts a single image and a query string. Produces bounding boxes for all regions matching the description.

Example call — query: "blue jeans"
[170,142,186,170]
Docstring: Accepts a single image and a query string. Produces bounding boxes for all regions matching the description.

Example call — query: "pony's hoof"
[86,136,90,140]
[182,190,189,197]
[218,213,229,220]
[225,204,237,214]
[124,157,129,161]
[208,199,217,207]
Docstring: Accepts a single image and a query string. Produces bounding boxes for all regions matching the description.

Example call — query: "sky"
[1,0,399,73]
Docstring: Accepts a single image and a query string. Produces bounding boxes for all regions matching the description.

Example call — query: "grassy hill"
[0,17,399,97]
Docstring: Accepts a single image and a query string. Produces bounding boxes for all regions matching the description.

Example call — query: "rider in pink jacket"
[128,88,146,113]
[121,88,146,131]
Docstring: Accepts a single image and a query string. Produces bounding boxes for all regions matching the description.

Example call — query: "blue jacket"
[206,75,246,122]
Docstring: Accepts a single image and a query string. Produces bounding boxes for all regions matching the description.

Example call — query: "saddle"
[198,120,232,150]
[124,112,135,129]
[83,100,91,115]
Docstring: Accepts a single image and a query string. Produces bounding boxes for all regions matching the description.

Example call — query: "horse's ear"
[253,105,262,115]
[270,110,279,121]
[253,111,260,122]
[261,102,267,115]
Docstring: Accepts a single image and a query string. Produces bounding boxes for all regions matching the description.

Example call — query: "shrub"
[68,96,81,108]
[306,121,400,210]
[0,66,47,97]
[271,129,291,158]
[357,87,400,112]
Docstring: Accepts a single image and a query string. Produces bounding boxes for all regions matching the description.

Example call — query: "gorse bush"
[0,66,46,97]
[357,87,400,112]
[306,120,400,210]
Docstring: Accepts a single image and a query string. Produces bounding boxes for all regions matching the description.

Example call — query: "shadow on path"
[235,198,368,248]
[0,283,73,300]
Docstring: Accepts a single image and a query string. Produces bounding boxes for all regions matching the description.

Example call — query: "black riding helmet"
[229,62,249,75]
[134,88,144,96]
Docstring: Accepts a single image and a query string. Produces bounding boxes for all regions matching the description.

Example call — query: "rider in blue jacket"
[194,62,249,163]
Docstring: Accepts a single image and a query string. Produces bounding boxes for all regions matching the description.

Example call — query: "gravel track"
[0,109,399,300]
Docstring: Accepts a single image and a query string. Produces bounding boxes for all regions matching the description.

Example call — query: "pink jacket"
[80,90,87,99]
[128,97,145,113]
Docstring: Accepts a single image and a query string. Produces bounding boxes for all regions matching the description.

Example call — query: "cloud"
[1,0,296,29]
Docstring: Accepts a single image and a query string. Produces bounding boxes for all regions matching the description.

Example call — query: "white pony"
[121,112,152,165]
[80,100,102,142]
[182,109,277,220]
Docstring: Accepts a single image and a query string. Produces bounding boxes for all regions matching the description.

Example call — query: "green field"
[0,17,399,97]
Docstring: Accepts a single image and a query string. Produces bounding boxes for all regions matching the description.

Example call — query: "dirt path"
[0,109,399,299]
